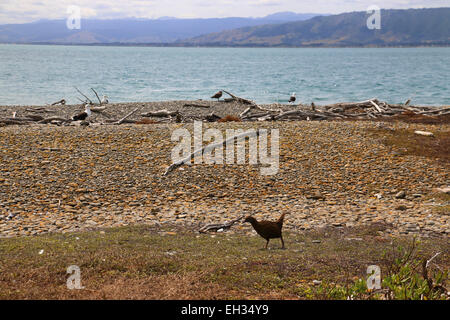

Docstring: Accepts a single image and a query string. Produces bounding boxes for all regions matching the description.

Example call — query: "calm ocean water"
[0,44,449,106]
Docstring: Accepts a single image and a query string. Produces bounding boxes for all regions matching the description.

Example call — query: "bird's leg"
[280,236,285,249]
[265,239,269,250]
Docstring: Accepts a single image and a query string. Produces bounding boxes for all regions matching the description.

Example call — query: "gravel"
[0,102,448,238]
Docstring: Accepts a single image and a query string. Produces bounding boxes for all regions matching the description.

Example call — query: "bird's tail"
[277,212,287,226]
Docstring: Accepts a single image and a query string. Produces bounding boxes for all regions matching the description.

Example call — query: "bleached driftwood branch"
[74,87,93,104]
[114,107,140,125]
[163,130,259,176]
[91,88,102,105]
[222,90,255,105]
[199,216,244,233]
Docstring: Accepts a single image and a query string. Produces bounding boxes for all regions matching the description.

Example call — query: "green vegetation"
[310,239,448,300]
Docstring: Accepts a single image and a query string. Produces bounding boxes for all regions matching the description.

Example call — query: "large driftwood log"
[370,100,382,113]
[163,130,259,176]
[0,119,32,125]
[239,106,253,118]
[141,110,180,118]
[274,110,327,121]
[183,103,211,108]
[91,106,107,112]
[4,117,42,122]
[38,117,69,124]
[25,107,53,113]
[418,107,450,115]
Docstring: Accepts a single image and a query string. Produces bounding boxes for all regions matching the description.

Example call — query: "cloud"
[0,0,448,24]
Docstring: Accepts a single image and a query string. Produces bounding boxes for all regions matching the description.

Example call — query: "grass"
[369,127,450,163]
[368,126,449,215]
[0,224,448,300]
[385,111,450,125]
[369,126,449,214]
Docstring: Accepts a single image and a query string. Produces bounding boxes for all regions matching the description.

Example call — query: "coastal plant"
[380,241,448,300]
[308,239,448,300]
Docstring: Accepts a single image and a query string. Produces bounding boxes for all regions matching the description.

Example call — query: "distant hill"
[183,8,450,47]
[0,12,324,44]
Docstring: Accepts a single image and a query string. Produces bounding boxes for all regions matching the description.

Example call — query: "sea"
[0,44,449,106]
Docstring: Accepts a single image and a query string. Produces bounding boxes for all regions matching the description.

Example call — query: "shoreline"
[1,100,449,123]
[2,42,450,49]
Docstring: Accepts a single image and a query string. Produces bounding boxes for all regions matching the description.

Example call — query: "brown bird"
[211,91,223,101]
[244,213,287,249]
[51,99,66,106]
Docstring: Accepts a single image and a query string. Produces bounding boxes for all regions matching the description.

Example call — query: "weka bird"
[244,213,287,249]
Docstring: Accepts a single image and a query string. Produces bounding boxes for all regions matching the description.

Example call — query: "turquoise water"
[0,44,449,106]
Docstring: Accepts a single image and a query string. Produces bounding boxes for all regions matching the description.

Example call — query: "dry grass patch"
[0,224,448,300]
[369,128,450,163]
[387,111,450,125]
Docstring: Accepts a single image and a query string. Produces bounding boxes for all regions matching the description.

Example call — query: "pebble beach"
[0,101,449,238]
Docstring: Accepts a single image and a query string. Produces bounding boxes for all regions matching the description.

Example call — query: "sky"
[0,0,448,24]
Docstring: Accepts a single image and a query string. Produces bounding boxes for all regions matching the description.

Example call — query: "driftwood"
[239,106,253,118]
[5,117,42,122]
[199,216,244,233]
[113,108,140,125]
[183,103,210,108]
[23,115,45,121]
[2,91,448,127]
[74,87,93,104]
[141,109,180,118]
[163,130,259,176]
[90,106,107,112]
[418,107,450,115]
[25,107,53,113]
[0,119,32,125]
[91,88,102,105]
[370,100,382,113]
[414,130,434,137]
[421,253,447,296]
[222,90,255,105]
[73,87,108,107]
[38,117,70,124]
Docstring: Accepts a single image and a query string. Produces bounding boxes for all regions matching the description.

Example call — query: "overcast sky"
[0,0,448,24]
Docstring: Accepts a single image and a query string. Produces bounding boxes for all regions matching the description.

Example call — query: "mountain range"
[0,8,448,47]
[184,8,450,47]
[0,12,322,44]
